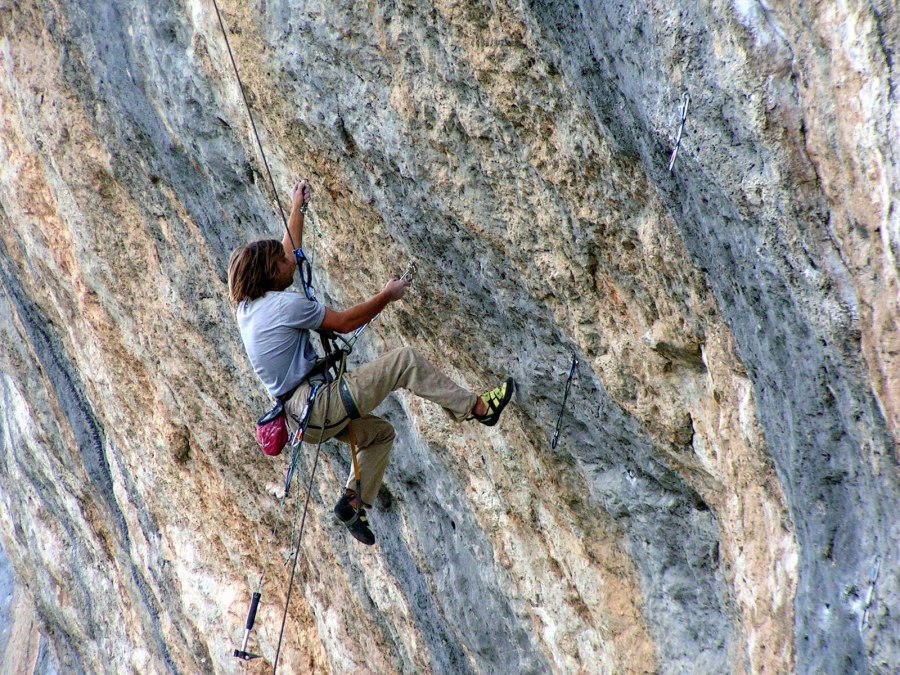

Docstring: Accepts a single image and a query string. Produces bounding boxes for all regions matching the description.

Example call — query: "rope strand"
[211,2,332,668]
[211,0,295,249]
[272,394,331,673]
[551,353,578,450]
[252,403,312,598]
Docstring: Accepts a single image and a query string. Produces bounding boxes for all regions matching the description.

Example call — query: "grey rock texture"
[0,0,897,673]
[0,543,12,657]
[0,541,58,673]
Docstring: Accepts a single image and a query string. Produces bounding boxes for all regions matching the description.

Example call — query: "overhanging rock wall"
[0,1,897,673]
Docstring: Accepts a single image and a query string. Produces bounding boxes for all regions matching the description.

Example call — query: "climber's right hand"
[383,277,411,301]
[291,179,311,209]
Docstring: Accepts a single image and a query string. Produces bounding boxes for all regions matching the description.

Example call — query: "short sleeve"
[279,293,325,330]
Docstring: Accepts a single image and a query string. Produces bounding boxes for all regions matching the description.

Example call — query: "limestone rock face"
[0,1,897,673]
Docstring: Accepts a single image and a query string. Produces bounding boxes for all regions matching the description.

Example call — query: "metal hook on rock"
[667,92,690,173]
[551,352,578,450]
[348,259,418,347]
[861,556,881,629]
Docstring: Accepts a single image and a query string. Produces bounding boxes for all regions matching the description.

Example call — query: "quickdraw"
[667,92,690,173]
[861,556,881,629]
[281,383,322,497]
[551,352,578,450]
[347,260,417,348]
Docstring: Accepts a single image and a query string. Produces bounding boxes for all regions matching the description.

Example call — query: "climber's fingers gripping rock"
[291,179,311,209]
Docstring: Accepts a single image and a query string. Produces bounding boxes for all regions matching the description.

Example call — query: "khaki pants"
[285,347,477,506]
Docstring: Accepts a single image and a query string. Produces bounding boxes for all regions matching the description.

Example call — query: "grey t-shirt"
[237,291,326,398]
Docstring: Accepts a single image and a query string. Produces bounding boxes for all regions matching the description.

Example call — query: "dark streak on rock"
[0,237,180,674]
[538,0,900,670]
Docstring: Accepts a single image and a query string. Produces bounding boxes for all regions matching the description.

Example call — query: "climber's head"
[228,240,293,305]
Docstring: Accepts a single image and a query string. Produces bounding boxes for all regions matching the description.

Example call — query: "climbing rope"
[271,393,332,673]
[212,0,327,659]
[211,0,322,306]
[234,384,322,662]
[550,352,578,450]
[210,5,415,667]
[211,0,295,237]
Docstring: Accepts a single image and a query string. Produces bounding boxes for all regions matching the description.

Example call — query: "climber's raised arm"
[282,179,311,259]
[231,177,516,550]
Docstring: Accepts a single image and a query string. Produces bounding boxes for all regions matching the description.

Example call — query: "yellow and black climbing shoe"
[334,494,375,546]
[475,377,516,427]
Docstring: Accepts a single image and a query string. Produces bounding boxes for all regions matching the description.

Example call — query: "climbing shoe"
[334,494,375,546]
[474,377,516,427]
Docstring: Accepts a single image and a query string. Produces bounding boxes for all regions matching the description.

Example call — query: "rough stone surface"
[0,0,897,673]
[0,542,58,674]
[0,543,12,657]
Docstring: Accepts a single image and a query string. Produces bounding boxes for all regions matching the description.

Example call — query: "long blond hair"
[228,239,283,305]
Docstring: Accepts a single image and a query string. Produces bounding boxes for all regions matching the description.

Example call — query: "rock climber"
[228,179,516,545]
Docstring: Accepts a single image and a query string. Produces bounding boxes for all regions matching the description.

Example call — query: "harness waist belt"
[276,357,335,404]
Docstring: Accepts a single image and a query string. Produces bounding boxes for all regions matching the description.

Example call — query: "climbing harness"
[550,352,578,450]
[234,264,406,668]
[667,92,690,173]
[212,4,413,664]
[861,556,881,629]
[280,383,323,493]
